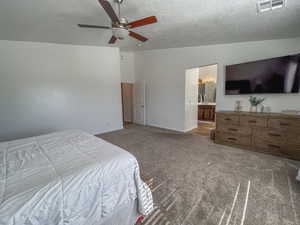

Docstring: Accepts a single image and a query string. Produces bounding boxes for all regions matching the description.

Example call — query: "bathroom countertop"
[198,103,216,106]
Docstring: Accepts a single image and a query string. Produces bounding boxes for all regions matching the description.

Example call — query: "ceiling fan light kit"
[112,27,128,40]
[78,0,158,44]
[115,0,124,4]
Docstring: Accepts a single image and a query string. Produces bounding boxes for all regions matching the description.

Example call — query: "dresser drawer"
[216,114,239,125]
[283,144,300,160]
[253,138,284,155]
[216,131,251,146]
[217,124,251,136]
[286,133,300,145]
[240,116,267,127]
[253,128,285,144]
[268,118,300,130]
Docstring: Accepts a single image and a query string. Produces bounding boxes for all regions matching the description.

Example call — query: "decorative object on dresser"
[234,100,242,112]
[215,111,300,160]
[248,96,265,113]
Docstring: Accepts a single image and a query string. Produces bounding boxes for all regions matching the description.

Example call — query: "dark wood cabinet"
[198,105,216,121]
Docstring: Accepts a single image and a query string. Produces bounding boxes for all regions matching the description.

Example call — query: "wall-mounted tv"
[225,53,300,95]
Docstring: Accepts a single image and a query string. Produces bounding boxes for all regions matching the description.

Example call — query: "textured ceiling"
[0,0,300,51]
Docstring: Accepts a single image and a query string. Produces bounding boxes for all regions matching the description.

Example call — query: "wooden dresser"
[215,111,300,160]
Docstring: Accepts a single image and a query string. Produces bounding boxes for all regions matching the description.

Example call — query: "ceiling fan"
[78,0,158,44]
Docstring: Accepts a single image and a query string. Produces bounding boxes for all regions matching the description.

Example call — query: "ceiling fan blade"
[109,36,117,44]
[129,31,148,42]
[98,0,120,24]
[127,16,157,29]
[78,24,111,29]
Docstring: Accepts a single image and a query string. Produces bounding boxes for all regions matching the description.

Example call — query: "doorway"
[121,81,146,126]
[121,83,134,125]
[185,64,218,136]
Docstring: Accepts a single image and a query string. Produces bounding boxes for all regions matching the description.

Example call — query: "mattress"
[0,130,153,225]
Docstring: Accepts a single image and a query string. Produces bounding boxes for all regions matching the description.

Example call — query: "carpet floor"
[98,124,300,225]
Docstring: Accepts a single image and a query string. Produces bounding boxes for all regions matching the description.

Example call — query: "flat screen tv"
[225,53,300,95]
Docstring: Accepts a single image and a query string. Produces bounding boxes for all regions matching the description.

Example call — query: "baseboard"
[146,123,184,133]
[183,125,198,133]
[94,126,124,136]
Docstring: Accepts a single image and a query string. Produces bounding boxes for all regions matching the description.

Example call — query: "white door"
[134,81,146,125]
[185,68,199,131]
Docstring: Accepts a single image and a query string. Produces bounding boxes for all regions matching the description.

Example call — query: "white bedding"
[0,130,153,225]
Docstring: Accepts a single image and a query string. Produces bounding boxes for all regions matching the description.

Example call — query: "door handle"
[227,137,237,141]
[268,133,281,137]
[268,144,280,149]
[228,128,238,132]
[280,123,290,126]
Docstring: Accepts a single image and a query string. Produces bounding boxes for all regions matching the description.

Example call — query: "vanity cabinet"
[198,105,216,121]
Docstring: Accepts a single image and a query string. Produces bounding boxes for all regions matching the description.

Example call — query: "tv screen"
[225,53,300,95]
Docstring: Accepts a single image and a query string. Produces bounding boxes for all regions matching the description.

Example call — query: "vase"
[250,105,257,113]
[234,101,242,112]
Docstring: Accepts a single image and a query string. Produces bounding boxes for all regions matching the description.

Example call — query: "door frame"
[184,63,218,131]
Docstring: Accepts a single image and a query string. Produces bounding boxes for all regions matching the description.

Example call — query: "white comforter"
[0,130,153,225]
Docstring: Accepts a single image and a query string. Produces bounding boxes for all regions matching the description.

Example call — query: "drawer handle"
[225,118,232,121]
[268,133,281,137]
[249,120,257,123]
[280,123,290,127]
[227,138,237,141]
[228,128,238,132]
[268,144,280,149]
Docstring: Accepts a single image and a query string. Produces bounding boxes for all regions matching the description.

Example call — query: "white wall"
[134,37,300,132]
[120,51,135,83]
[0,40,123,141]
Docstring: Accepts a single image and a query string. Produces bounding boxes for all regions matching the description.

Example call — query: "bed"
[0,130,153,225]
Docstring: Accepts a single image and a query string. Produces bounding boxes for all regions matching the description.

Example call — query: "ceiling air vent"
[257,0,286,13]
[272,0,285,9]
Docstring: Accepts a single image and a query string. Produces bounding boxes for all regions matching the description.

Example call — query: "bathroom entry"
[198,64,217,122]
[184,64,218,136]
